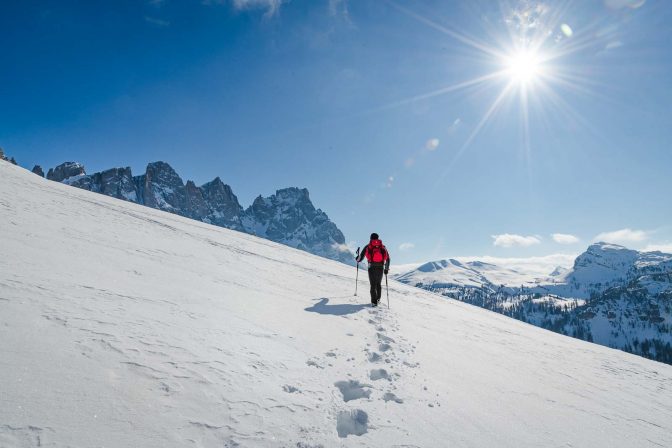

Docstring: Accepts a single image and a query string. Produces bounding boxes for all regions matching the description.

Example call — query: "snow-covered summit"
[396,257,536,292]
[2,159,671,446]
[553,242,672,298]
[549,265,570,277]
[566,242,640,285]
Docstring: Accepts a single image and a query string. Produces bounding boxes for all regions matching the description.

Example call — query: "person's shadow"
[304,298,369,316]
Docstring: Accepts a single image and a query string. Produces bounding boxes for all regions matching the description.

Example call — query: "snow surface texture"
[1,160,672,447]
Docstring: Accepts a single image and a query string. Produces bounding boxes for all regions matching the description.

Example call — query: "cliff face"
[200,177,245,231]
[243,187,352,264]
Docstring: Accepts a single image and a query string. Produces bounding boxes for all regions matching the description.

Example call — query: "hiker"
[356,233,390,307]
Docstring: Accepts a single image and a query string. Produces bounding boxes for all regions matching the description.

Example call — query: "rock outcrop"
[200,177,245,231]
[32,165,45,177]
[47,162,86,182]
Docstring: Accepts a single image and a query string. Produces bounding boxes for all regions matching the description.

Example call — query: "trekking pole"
[354,247,360,296]
[385,273,390,309]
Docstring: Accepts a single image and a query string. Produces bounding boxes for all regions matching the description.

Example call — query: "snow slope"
[1,160,671,447]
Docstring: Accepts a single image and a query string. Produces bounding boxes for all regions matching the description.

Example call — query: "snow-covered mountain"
[40,161,352,264]
[542,242,672,298]
[396,244,672,364]
[243,187,351,264]
[3,160,672,446]
[395,258,542,292]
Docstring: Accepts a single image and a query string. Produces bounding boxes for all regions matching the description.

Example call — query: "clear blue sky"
[2,0,671,264]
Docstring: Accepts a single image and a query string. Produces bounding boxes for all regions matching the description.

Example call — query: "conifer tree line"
[0,147,18,165]
[423,282,672,365]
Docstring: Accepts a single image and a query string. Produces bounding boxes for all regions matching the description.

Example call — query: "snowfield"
[1,160,671,447]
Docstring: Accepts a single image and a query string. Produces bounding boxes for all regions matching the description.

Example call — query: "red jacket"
[357,239,390,269]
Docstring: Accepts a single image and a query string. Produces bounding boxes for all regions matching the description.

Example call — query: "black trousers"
[368,267,384,303]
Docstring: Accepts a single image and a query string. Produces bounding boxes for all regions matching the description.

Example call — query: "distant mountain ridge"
[397,258,543,292]
[396,243,672,364]
[42,161,352,264]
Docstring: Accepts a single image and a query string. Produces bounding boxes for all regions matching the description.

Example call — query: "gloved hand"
[384,269,389,275]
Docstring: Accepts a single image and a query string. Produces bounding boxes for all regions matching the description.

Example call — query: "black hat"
[370,233,379,240]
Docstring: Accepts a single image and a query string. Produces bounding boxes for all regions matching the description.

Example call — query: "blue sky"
[2,0,671,265]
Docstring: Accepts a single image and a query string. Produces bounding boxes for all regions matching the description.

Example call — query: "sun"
[504,49,543,84]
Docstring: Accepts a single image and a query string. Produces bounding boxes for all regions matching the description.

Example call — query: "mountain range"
[37,161,352,264]
[395,243,672,364]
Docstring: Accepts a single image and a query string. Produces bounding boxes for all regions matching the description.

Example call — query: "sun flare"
[505,50,542,84]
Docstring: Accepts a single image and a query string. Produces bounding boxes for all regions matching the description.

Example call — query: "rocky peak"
[275,187,310,203]
[141,162,188,214]
[57,165,137,202]
[145,162,182,187]
[184,180,209,220]
[243,188,352,264]
[201,177,239,204]
[99,167,136,201]
[200,177,245,230]
[47,162,86,182]
[32,165,45,177]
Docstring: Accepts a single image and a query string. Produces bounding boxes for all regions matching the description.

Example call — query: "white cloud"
[593,228,648,245]
[329,0,351,22]
[642,243,672,254]
[505,1,552,39]
[230,0,285,18]
[604,0,646,10]
[492,233,541,248]
[144,16,170,26]
[605,40,623,50]
[551,233,580,245]
[331,242,352,253]
[399,242,415,251]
